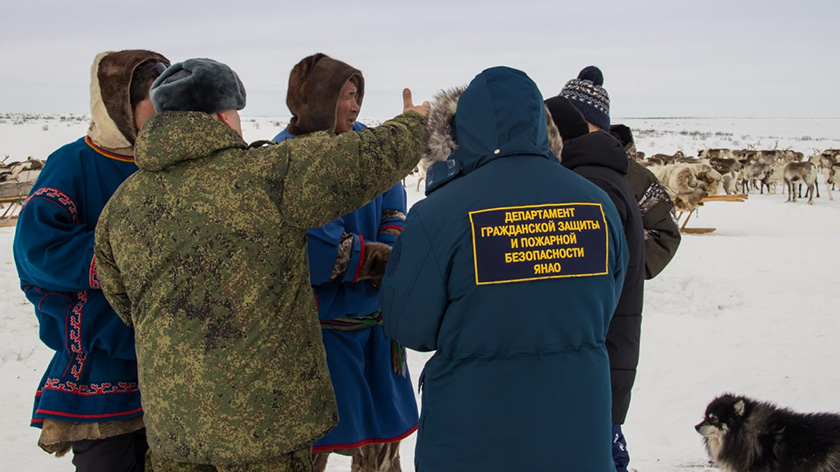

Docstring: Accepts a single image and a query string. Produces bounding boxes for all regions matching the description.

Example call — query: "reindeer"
[826,165,840,201]
[698,148,734,160]
[721,171,740,195]
[709,157,741,175]
[741,162,772,194]
[760,165,784,195]
[648,150,684,166]
[783,162,818,204]
[815,149,840,191]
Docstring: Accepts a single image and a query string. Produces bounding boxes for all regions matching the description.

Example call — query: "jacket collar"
[560,130,629,175]
[134,111,246,171]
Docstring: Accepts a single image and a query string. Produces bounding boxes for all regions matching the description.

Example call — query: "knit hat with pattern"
[559,66,610,131]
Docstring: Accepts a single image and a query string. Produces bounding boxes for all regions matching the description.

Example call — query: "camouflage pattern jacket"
[94,110,424,464]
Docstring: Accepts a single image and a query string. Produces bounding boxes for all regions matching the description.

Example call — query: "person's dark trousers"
[72,428,148,472]
[612,424,629,472]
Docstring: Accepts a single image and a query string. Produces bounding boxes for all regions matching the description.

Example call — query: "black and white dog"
[696,393,840,472]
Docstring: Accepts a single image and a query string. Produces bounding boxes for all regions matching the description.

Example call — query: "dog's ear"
[734,399,746,416]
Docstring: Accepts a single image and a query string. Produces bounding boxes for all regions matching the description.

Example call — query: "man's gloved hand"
[358,241,392,288]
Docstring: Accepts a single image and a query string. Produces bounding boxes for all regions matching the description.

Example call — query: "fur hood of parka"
[87,49,169,152]
[286,53,364,136]
[419,66,563,195]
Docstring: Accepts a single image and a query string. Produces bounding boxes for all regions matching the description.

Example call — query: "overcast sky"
[2,0,838,119]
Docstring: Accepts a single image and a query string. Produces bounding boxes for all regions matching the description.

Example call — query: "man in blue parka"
[273,53,418,472]
[380,66,628,472]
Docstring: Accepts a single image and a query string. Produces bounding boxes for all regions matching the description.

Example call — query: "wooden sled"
[677,194,748,234]
[0,196,25,227]
[0,170,38,227]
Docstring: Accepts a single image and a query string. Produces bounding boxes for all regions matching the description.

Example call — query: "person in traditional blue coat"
[273,53,418,472]
[380,66,629,472]
[13,49,168,470]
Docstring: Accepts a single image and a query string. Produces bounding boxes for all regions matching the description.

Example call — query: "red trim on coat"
[40,378,140,396]
[34,407,143,420]
[350,234,365,283]
[89,256,100,289]
[379,225,403,234]
[23,187,79,223]
[67,291,88,380]
[84,136,135,162]
[311,424,418,452]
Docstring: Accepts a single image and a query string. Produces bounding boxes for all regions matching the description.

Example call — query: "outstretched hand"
[402,88,430,117]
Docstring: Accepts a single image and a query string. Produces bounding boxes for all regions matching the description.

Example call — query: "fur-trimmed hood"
[286,53,364,135]
[87,49,169,152]
[419,66,563,194]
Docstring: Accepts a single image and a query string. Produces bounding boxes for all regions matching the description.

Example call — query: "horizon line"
[3,112,840,121]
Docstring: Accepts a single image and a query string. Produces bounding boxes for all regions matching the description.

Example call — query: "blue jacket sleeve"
[15,170,136,360]
[380,210,447,352]
[307,218,365,285]
[14,185,97,292]
[377,184,407,246]
[290,121,384,286]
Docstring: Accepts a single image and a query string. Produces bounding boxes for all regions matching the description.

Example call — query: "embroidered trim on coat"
[68,292,88,380]
[38,379,140,396]
[89,256,100,289]
[24,188,80,223]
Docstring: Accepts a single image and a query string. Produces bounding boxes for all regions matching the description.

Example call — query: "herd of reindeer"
[3,147,840,215]
[634,147,840,212]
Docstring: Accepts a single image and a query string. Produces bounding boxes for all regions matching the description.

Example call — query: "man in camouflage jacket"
[94,58,427,470]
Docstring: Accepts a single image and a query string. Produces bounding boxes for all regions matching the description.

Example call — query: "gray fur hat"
[150,58,246,113]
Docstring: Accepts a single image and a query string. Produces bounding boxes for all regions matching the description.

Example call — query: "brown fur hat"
[89,49,169,149]
[286,53,364,135]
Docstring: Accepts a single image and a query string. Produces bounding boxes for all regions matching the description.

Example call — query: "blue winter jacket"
[14,137,143,426]
[380,67,628,472]
[273,124,418,449]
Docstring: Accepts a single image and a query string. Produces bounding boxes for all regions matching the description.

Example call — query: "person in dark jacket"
[546,87,645,472]
[380,66,628,472]
[272,53,418,472]
[13,49,169,471]
[610,124,681,279]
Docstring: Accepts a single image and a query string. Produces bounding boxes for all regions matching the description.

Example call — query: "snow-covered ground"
[2,115,839,471]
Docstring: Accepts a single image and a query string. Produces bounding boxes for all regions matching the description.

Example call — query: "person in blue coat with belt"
[273,53,418,472]
[380,66,628,472]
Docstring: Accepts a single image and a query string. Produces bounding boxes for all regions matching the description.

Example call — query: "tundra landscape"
[1,114,839,471]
